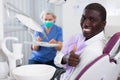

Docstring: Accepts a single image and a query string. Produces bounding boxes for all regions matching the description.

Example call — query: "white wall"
[105,0,120,38]
[105,16,120,38]
[62,0,82,41]
[54,5,63,27]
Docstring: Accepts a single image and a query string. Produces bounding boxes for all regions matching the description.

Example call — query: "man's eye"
[89,18,95,22]
[82,16,86,20]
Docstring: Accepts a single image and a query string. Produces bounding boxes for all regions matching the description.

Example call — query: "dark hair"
[85,3,106,21]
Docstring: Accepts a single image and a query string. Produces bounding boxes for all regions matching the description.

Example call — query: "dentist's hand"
[49,39,57,44]
[49,39,63,51]
[32,36,42,50]
[36,36,42,42]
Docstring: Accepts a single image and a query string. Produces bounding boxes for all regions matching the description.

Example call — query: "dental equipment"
[15,14,47,39]
[12,64,56,80]
[4,2,47,39]
[47,0,67,5]
[1,37,23,80]
[4,2,29,17]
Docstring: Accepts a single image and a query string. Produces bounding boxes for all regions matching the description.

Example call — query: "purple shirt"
[61,33,86,80]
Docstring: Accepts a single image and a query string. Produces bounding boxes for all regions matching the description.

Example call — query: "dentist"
[54,3,107,80]
[29,11,63,68]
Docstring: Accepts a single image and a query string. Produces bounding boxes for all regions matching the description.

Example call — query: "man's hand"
[62,45,80,67]
[67,51,80,67]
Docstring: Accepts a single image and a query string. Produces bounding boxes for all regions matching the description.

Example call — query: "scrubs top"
[29,24,63,63]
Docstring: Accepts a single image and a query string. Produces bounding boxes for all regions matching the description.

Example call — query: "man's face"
[80,9,106,40]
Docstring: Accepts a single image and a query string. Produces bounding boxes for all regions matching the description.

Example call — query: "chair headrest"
[103,32,120,57]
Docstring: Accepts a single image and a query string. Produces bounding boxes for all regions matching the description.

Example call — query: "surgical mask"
[44,21,54,28]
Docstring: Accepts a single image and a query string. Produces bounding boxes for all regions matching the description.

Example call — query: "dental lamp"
[47,0,67,5]
[4,2,29,17]
[4,2,47,39]
[15,14,47,39]
[4,2,47,44]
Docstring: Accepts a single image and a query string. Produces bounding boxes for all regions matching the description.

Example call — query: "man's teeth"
[83,29,91,31]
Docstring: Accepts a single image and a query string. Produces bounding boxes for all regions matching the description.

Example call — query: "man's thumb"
[73,45,77,52]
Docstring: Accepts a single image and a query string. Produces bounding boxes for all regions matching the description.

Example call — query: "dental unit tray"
[24,41,59,47]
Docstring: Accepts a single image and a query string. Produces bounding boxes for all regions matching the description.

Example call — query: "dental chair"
[75,32,120,80]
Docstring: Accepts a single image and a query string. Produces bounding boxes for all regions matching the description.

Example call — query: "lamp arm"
[4,2,29,17]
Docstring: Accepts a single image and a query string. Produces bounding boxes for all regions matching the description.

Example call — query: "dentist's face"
[43,14,55,22]
[80,9,105,40]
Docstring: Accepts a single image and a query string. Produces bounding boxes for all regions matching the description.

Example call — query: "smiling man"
[54,3,107,80]
[81,3,106,40]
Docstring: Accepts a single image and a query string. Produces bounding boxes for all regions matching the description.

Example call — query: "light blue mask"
[44,21,54,28]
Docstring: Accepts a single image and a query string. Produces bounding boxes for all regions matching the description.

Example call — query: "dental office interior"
[0,0,120,80]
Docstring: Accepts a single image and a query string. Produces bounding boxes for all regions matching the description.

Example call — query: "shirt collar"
[85,31,105,45]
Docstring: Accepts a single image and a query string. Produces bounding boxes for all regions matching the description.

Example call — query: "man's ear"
[101,21,106,29]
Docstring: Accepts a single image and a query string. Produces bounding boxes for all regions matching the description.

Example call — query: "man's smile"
[83,28,91,33]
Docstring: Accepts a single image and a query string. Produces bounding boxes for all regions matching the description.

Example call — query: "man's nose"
[83,19,90,26]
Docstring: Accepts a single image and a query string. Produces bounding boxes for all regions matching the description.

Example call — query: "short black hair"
[85,3,106,21]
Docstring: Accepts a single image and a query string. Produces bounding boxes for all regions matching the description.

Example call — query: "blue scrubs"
[29,24,63,66]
